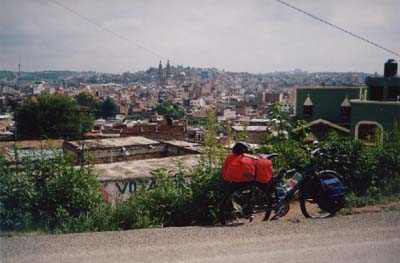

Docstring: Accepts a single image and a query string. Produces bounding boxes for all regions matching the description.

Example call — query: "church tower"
[166,60,171,81]
[165,60,172,85]
[158,60,164,86]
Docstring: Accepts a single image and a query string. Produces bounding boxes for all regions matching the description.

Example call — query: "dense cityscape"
[1,1,400,261]
[0,62,371,141]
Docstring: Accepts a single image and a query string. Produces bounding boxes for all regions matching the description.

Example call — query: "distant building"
[231,125,267,144]
[158,60,164,86]
[294,60,400,143]
[0,114,13,140]
[265,92,283,104]
[166,60,171,81]
[179,71,186,83]
[350,59,400,142]
[32,81,46,95]
[294,85,363,127]
[120,119,188,141]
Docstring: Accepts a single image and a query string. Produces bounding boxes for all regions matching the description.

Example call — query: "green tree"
[265,102,292,143]
[236,122,248,142]
[291,120,311,142]
[75,92,100,117]
[153,101,185,120]
[202,110,227,169]
[16,94,94,139]
[99,97,118,119]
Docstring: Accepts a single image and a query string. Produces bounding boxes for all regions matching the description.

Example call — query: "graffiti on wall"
[99,178,157,204]
[114,178,156,194]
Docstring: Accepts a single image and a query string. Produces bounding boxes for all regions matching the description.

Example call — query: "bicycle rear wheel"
[299,196,335,219]
[220,184,271,225]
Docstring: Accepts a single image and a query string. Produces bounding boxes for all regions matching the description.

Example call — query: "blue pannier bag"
[321,178,347,198]
[318,176,347,213]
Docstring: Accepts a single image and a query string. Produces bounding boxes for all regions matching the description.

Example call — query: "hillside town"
[2,2,400,262]
[0,61,371,142]
[1,59,399,204]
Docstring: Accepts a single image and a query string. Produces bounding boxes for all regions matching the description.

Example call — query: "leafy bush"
[0,150,103,232]
[0,156,36,231]
[319,131,400,196]
[2,116,399,234]
[153,101,185,120]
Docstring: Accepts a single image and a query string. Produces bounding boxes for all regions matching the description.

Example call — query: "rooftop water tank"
[384,59,397,77]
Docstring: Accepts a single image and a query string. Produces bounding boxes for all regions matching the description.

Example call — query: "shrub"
[0,156,36,231]
[320,131,400,196]
[0,149,103,232]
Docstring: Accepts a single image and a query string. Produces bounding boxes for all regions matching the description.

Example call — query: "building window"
[303,105,313,116]
[369,86,384,101]
[303,94,313,116]
[340,107,351,120]
[355,121,383,144]
[340,95,351,121]
[388,86,400,100]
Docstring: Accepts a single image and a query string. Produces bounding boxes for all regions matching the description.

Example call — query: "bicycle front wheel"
[220,184,271,225]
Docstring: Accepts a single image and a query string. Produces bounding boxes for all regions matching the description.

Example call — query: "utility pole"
[17,57,21,90]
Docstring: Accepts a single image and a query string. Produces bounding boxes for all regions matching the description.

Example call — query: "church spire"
[166,60,171,80]
[158,60,164,85]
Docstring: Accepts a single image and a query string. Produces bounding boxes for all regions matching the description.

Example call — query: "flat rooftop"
[161,140,203,152]
[66,136,160,150]
[94,154,200,181]
[232,126,267,132]
[0,140,64,161]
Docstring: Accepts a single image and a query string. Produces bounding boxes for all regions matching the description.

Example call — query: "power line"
[48,0,168,61]
[275,0,400,58]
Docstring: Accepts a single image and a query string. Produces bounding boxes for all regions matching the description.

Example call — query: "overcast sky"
[1,0,399,74]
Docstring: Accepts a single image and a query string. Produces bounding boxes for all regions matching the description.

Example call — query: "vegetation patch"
[1,106,399,234]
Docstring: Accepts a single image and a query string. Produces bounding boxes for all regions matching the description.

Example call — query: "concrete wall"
[94,155,199,204]
[99,178,157,205]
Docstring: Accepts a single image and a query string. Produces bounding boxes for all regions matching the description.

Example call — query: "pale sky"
[1,0,399,74]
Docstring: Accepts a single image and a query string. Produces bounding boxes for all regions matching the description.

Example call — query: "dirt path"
[2,210,400,263]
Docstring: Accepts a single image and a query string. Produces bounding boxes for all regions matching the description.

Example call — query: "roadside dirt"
[240,200,400,224]
[3,210,400,263]
[279,200,400,222]
[350,201,400,214]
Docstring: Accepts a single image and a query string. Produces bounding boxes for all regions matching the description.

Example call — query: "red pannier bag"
[222,154,256,182]
[222,155,273,184]
[255,158,273,184]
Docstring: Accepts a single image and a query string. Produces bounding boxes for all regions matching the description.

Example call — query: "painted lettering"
[147,179,156,191]
[129,181,137,193]
[116,181,128,193]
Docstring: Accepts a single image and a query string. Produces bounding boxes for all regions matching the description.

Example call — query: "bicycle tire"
[299,196,335,219]
[299,170,343,219]
[219,184,271,225]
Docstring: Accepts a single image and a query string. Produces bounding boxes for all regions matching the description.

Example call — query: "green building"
[294,60,400,143]
[294,86,363,127]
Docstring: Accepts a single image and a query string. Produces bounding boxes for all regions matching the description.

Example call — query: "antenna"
[17,57,21,90]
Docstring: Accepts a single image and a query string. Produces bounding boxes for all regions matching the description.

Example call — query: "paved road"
[1,210,400,263]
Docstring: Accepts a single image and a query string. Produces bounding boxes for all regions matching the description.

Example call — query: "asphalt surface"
[1,210,400,263]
